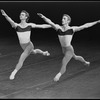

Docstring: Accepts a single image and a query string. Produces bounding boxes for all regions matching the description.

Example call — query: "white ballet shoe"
[9,74,15,80]
[54,73,61,82]
[54,77,60,82]
[84,61,90,66]
[9,69,17,80]
[43,51,50,56]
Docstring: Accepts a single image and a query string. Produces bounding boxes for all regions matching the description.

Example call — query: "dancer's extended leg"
[73,54,90,66]
[9,43,32,80]
[28,42,50,56]
[31,49,50,56]
[54,46,74,82]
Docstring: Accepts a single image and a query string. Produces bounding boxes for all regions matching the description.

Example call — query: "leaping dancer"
[1,9,51,80]
[37,13,100,82]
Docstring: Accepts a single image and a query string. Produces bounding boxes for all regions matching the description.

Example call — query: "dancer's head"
[62,14,71,25]
[20,10,29,22]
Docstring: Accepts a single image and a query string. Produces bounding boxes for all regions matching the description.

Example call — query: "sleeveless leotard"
[16,25,32,44]
[57,28,74,36]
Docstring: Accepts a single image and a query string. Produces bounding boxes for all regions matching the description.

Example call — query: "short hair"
[63,14,71,24]
[21,10,30,22]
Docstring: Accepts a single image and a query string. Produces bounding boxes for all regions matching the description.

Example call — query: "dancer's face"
[62,16,70,25]
[20,12,27,21]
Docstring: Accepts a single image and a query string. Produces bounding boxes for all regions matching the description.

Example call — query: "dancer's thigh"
[20,41,34,51]
[62,45,74,55]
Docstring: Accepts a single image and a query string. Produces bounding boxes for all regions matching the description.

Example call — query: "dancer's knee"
[31,49,36,54]
[73,54,86,63]
[73,54,77,60]
[73,54,82,60]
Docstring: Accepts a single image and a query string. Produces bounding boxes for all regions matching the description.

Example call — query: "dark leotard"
[16,25,32,32]
[57,28,74,36]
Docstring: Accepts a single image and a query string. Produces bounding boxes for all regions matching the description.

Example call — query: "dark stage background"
[0,1,100,46]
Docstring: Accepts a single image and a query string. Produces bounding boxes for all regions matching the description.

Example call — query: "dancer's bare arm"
[37,13,60,30]
[1,9,18,28]
[72,20,100,32]
[30,23,51,29]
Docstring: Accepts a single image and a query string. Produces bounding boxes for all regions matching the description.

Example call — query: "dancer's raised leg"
[73,54,90,66]
[31,49,50,56]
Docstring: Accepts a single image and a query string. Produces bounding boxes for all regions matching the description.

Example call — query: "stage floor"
[0,41,99,98]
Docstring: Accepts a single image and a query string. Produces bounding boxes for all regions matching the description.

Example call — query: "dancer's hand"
[1,9,7,16]
[37,13,44,18]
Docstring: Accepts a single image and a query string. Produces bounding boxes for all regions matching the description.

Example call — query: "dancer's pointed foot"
[53,73,61,82]
[54,76,60,82]
[84,61,90,66]
[43,51,50,56]
[9,69,17,80]
[9,74,15,80]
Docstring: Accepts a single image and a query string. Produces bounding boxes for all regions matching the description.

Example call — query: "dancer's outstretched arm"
[72,20,100,32]
[30,23,52,29]
[37,13,60,30]
[1,9,17,28]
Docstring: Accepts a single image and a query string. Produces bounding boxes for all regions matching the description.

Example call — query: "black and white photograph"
[0,1,100,99]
